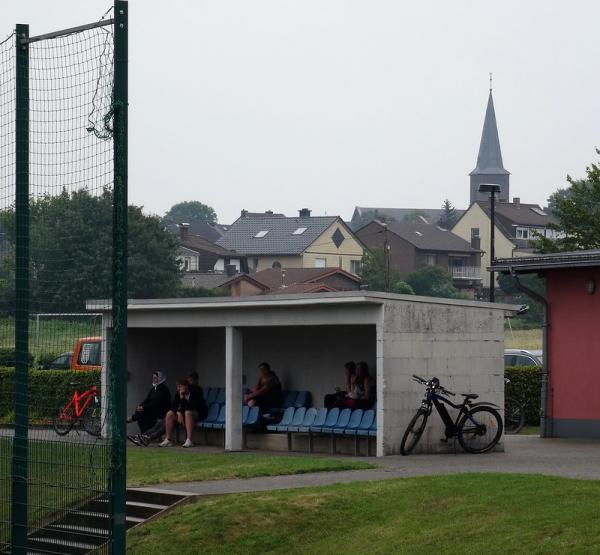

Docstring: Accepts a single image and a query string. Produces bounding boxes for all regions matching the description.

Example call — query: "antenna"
[489,72,493,93]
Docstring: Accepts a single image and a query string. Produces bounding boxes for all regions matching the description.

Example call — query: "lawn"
[504,328,542,350]
[127,473,600,554]
[127,448,375,486]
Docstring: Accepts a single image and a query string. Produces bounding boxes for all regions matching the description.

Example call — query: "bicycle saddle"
[461,393,478,400]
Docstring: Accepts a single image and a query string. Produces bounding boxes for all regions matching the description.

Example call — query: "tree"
[0,188,182,312]
[405,266,463,299]
[163,201,217,224]
[533,155,600,253]
[437,199,459,230]
[497,273,544,328]
[360,247,414,294]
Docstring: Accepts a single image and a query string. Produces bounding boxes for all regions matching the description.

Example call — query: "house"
[493,250,600,439]
[350,206,465,231]
[216,209,364,274]
[452,199,557,287]
[220,267,361,296]
[356,220,482,297]
[166,220,230,243]
[176,223,246,274]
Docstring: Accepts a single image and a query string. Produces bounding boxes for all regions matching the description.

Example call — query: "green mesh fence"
[0,5,127,553]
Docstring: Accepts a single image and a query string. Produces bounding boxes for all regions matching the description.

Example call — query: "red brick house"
[494,250,600,439]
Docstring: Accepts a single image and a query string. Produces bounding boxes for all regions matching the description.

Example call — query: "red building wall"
[546,268,600,434]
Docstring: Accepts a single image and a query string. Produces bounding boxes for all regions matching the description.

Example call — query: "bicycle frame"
[59,385,98,419]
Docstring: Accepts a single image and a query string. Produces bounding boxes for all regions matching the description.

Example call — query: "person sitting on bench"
[160,376,206,448]
[127,371,170,445]
[244,362,283,409]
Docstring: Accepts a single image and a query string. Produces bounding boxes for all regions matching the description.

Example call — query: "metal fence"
[0,2,127,553]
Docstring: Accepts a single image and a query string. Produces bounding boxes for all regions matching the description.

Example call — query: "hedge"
[505,366,542,425]
[0,367,100,424]
[0,348,34,367]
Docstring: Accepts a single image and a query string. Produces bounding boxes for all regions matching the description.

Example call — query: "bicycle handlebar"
[412,374,455,396]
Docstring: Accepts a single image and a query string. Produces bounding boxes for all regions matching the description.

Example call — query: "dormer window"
[254,230,269,238]
[293,227,307,235]
[516,227,529,239]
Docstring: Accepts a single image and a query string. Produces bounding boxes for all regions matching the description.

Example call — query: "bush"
[505,366,542,425]
[0,348,34,367]
[0,367,100,424]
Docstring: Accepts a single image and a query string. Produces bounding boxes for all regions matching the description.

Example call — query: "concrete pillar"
[376,306,385,457]
[225,326,243,451]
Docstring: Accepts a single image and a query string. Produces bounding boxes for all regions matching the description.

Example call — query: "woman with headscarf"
[127,371,171,443]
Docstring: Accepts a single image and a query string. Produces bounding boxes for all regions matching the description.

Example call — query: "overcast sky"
[5,1,600,223]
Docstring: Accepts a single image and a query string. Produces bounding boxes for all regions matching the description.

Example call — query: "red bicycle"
[53,382,101,437]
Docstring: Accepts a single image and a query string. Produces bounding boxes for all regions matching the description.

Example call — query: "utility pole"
[383,224,390,292]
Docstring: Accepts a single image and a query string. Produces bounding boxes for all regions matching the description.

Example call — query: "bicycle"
[53,382,101,437]
[400,375,503,455]
[504,378,526,434]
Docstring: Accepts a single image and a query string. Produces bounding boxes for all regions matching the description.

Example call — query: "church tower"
[469,82,510,204]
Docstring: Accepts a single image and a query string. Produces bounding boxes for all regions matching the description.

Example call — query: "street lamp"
[478,183,501,302]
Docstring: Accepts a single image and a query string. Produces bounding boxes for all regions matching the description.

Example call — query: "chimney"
[178,223,190,242]
[299,208,311,218]
[241,209,248,218]
[513,197,520,208]
[225,264,237,277]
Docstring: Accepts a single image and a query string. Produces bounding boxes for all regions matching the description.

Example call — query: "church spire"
[469,81,510,204]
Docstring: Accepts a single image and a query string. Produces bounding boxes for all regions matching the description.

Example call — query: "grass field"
[127,473,600,554]
[0,316,100,357]
[504,328,542,350]
[127,449,375,487]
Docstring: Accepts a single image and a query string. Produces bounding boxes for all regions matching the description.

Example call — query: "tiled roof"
[383,222,478,253]
[493,249,600,273]
[246,267,360,290]
[181,273,233,289]
[216,215,340,255]
[266,282,336,295]
[180,234,239,257]
[166,221,230,243]
[352,206,465,226]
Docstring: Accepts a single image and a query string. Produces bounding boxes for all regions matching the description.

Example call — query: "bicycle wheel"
[53,403,75,436]
[82,402,102,437]
[400,408,428,455]
[457,406,503,454]
[504,397,525,434]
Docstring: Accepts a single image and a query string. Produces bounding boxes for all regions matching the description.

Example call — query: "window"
[78,342,101,366]
[530,207,548,216]
[516,227,529,239]
[314,258,327,268]
[254,230,269,238]
[471,227,480,239]
[293,227,307,235]
[350,260,361,275]
[182,256,191,271]
[425,254,437,266]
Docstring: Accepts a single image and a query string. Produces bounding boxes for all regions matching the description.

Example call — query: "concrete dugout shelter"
[92,292,516,456]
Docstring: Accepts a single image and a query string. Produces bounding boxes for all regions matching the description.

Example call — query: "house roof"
[166,221,230,243]
[352,206,465,226]
[180,272,233,289]
[362,221,479,253]
[492,250,600,274]
[267,282,336,295]
[470,91,509,176]
[221,267,360,292]
[216,214,343,255]
[179,234,239,257]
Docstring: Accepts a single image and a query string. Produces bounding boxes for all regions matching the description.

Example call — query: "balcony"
[451,266,481,280]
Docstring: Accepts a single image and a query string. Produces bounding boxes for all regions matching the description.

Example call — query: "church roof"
[470,91,510,176]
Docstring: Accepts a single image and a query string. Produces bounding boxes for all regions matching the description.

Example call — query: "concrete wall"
[379,301,505,454]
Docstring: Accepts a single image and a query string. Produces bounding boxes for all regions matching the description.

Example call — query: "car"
[40,351,73,370]
[504,349,542,368]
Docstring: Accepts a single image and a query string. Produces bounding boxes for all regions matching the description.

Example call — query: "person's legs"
[247,399,256,407]
[137,412,156,434]
[183,410,199,446]
[164,410,175,441]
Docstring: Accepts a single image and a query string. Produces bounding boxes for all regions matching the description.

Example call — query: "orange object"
[71,336,102,372]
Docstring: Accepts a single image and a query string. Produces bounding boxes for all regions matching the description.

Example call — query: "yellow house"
[216,209,365,274]
[452,200,557,287]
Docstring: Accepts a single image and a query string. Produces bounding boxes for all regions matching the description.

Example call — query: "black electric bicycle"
[400,375,503,455]
[504,378,526,434]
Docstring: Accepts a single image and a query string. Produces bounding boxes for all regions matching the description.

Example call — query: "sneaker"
[139,434,150,446]
[159,438,173,447]
[127,434,142,446]
[182,438,193,448]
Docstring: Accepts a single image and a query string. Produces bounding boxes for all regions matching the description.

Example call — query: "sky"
[4,1,600,224]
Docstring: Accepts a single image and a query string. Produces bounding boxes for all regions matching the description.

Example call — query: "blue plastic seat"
[294,391,309,408]
[286,407,306,432]
[322,408,350,434]
[335,409,363,435]
[205,405,225,429]
[215,388,226,405]
[241,405,249,424]
[368,414,377,437]
[302,408,325,432]
[205,387,217,405]
[244,406,260,428]
[198,403,220,428]
[266,406,295,432]
[352,410,375,437]
[291,407,317,433]
[281,391,297,409]
[311,407,338,433]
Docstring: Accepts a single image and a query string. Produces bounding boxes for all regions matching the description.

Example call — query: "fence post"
[111,2,128,553]
[12,23,30,555]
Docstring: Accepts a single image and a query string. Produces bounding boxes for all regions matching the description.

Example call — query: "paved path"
[136,435,600,496]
